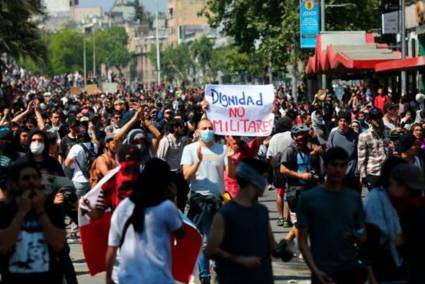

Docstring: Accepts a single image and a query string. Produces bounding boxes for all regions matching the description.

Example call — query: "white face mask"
[30,142,44,155]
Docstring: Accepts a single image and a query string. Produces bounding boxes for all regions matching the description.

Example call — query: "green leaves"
[19,26,132,75]
[204,0,382,76]
[0,0,47,65]
[149,36,269,84]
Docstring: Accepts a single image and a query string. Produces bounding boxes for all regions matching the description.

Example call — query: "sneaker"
[276,218,284,226]
[283,219,293,228]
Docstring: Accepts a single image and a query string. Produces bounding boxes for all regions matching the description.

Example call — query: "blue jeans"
[187,194,220,281]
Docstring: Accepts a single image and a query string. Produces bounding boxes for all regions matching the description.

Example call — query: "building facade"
[168,0,212,45]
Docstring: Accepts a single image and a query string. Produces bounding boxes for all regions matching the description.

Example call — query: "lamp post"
[321,0,326,89]
[400,0,406,95]
[320,1,356,89]
[93,26,96,80]
[83,37,87,87]
[155,0,161,86]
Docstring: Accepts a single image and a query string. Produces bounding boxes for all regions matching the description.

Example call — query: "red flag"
[78,166,202,283]
[78,166,120,275]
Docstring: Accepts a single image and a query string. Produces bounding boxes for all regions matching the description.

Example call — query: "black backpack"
[75,142,97,179]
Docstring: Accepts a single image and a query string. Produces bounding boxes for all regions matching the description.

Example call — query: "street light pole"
[400,0,406,95]
[155,0,161,86]
[93,28,96,80]
[320,0,327,89]
[83,37,87,87]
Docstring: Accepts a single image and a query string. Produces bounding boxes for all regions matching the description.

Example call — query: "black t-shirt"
[215,201,273,284]
[59,135,79,158]
[0,198,65,283]
[15,156,64,178]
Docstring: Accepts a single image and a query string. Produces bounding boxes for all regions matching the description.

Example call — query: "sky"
[79,0,168,13]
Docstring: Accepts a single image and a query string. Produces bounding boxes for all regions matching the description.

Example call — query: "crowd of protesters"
[0,61,424,284]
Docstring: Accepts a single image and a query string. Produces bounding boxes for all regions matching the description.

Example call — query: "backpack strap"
[80,142,96,157]
[119,216,133,248]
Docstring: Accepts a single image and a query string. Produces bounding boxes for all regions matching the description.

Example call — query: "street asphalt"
[70,188,311,283]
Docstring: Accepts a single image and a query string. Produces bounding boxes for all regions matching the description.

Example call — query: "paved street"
[70,188,310,283]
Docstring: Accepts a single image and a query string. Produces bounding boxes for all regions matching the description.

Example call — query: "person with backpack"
[64,132,98,199]
[266,117,293,227]
[280,124,321,243]
[157,119,187,172]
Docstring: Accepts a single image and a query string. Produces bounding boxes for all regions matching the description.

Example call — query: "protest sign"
[85,84,99,95]
[101,82,118,93]
[205,84,274,137]
[70,86,81,95]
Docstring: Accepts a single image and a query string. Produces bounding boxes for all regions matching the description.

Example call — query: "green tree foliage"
[93,27,132,74]
[149,36,268,84]
[48,28,84,74]
[150,42,194,83]
[0,0,47,67]
[203,0,381,73]
[21,26,132,75]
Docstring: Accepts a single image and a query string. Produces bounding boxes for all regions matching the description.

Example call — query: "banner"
[205,84,274,137]
[300,0,320,49]
[101,82,118,94]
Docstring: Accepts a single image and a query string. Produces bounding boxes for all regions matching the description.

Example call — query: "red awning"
[375,56,425,72]
[306,32,401,76]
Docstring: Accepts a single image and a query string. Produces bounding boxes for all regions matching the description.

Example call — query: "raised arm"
[114,107,144,145]
[12,100,34,123]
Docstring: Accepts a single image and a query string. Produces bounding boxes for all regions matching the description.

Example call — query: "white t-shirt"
[66,142,98,183]
[266,131,293,159]
[180,141,228,197]
[108,199,183,284]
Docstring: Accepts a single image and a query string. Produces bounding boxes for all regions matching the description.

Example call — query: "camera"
[58,186,78,212]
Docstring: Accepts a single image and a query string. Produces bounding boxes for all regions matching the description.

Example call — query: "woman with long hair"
[106,158,184,284]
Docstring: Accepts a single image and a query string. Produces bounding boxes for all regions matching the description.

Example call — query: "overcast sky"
[79,0,168,13]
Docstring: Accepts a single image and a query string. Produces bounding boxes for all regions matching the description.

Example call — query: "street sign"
[300,0,320,49]
[382,11,399,34]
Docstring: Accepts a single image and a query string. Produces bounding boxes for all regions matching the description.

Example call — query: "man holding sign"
[205,85,275,137]
[181,118,236,284]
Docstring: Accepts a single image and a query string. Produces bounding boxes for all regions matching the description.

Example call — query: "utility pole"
[83,37,87,87]
[93,27,96,80]
[320,0,327,89]
[155,0,161,86]
[400,0,406,95]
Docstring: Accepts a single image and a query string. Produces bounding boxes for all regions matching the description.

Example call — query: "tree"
[48,28,84,75]
[191,36,215,82]
[94,27,132,74]
[150,43,194,83]
[203,0,382,77]
[24,27,133,75]
[0,0,47,69]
